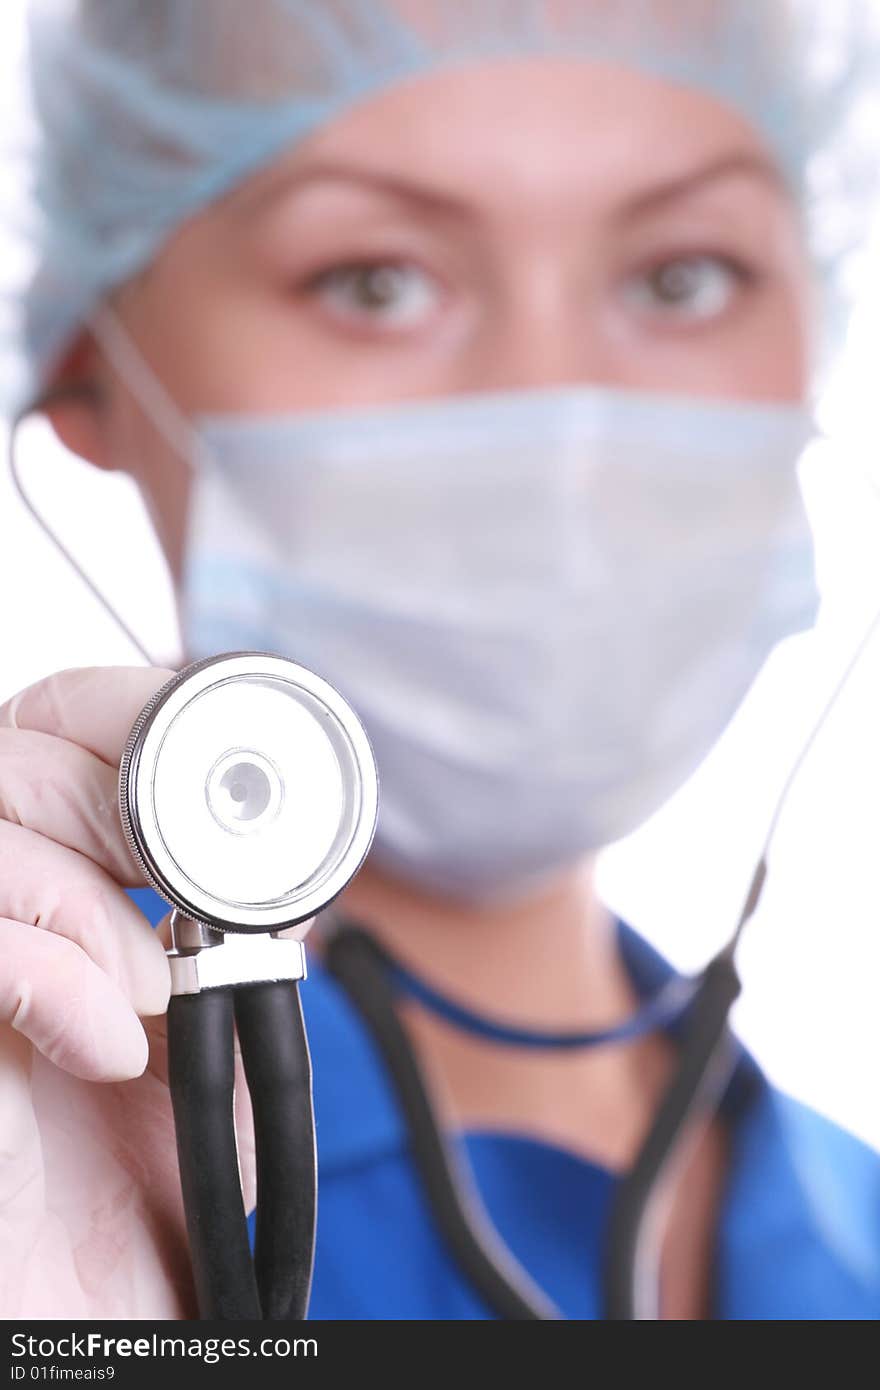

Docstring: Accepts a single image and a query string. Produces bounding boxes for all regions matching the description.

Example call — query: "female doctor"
[0,0,878,1321]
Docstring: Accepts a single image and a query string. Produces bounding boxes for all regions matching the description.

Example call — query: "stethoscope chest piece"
[119,650,378,935]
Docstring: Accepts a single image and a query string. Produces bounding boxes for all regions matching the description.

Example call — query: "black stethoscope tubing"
[167,978,316,1320]
[325,924,560,1320]
[323,920,742,1321]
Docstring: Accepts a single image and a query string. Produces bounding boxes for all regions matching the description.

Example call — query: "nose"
[449,273,621,395]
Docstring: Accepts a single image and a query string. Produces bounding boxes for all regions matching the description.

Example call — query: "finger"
[0,729,139,884]
[0,821,170,1019]
[0,920,150,1081]
[0,667,176,768]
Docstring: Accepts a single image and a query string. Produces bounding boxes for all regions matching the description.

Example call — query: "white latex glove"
[0,668,257,1319]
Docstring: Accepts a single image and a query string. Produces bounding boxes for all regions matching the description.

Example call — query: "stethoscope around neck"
[10,394,880,1321]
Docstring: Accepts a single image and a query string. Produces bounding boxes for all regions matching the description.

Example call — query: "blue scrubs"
[131,888,880,1319]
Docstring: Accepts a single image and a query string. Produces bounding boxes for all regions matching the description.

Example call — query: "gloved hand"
[0,668,257,1318]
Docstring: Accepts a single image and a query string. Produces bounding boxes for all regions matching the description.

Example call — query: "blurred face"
[63,60,813,572]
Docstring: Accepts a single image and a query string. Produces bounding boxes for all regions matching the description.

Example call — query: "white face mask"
[169,382,818,904]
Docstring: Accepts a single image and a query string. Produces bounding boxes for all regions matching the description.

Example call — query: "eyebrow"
[235,149,786,223]
[620,152,787,218]
[233,160,472,220]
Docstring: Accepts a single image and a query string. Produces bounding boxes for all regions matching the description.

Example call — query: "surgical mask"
[170,384,817,904]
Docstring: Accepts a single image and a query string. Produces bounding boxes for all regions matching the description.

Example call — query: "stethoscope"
[10,396,880,1321]
[117,651,379,1321]
[112,645,741,1323]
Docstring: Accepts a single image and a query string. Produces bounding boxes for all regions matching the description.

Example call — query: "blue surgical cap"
[3,0,879,410]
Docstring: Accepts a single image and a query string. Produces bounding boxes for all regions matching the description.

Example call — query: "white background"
[2,3,880,1149]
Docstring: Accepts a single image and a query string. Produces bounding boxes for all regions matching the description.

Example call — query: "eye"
[306,260,441,328]
[622,254,752,323]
